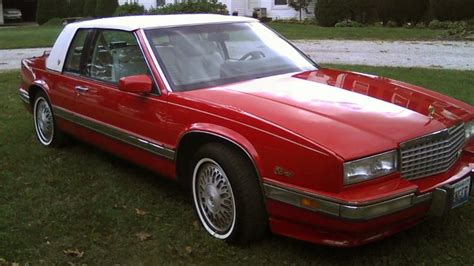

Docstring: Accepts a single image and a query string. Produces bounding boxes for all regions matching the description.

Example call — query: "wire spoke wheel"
[34,96,54,145]
[193,158,236,238]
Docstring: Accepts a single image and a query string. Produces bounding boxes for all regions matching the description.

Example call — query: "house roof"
[69,14,258,31]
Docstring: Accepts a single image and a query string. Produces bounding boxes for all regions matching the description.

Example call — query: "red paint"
[19,33,474,247]
[118,74,153,94]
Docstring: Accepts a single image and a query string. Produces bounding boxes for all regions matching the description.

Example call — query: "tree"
[314,0,350,26]
[96,0,119,18]
[430,0,474,21]
[83,0,97,17]
[114,3,146,16]
[36,0,65,24]
[68,0,85,17]
[289,0,312,21]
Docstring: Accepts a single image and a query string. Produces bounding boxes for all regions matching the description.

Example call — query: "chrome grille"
[400,123,466,180]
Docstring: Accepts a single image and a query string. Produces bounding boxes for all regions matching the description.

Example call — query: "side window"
[86,30,148,84]
[63,29,91,74]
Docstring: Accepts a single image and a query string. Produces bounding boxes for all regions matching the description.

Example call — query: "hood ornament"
[428,104,435,118]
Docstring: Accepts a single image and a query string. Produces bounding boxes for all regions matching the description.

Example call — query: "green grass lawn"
[268,22,450,40]
[0,23,453,50]
[0,66,473,264]
[0,26,63,49]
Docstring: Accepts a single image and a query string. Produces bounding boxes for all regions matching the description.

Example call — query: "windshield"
[145,22,317,91]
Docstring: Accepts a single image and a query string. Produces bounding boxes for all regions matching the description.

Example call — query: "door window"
[63,29,92,74]
[87,30,148,84]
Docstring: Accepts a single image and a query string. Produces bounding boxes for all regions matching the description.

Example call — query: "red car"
[19,14,474,247]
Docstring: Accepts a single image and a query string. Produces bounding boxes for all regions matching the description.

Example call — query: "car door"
[72,29,173,159]
[53,29,93,115]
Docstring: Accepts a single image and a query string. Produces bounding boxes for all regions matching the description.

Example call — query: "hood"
[181,69,472,160]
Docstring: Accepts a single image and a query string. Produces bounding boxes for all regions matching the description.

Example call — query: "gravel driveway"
[0,48,49,72]
[1,40,473,71]
[292,40,474,70]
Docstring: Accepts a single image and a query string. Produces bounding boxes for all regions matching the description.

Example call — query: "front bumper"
[265,165,473,221]
[4,14,22,20]
[264,163,473,246]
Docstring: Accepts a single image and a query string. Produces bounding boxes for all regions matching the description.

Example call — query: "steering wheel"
[239,51,265,61]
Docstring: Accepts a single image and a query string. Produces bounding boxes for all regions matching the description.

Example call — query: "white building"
[119,0,315,20]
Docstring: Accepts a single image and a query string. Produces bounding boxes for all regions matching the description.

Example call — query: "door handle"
[75,86,90,93]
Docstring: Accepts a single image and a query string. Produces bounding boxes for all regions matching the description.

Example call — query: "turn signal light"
[300,197,320,209]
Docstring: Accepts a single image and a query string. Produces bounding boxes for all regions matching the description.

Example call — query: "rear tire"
[33,91,66,147]
[190,143,267,244]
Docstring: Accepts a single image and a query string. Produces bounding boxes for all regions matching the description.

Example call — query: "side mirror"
[118,75,153,93]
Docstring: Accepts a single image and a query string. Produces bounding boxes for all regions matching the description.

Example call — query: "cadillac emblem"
[274,166,294,178]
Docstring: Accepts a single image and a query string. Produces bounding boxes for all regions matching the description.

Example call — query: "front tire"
[191,143,267,244]
[33,91,65,147]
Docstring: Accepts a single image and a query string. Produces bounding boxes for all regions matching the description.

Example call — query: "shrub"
[314,0,349,27]
[42,17,64,26]
[415,22,427,28]
[83,0,97,17]
[385,20,398,27]
[272,18,315,25]
[148,0,228,15]
[428,19,448,29]
[375,0,428,25]
[315,0,376,26]
[96,0,118,17]
[114,3,146,16]
[36,0,65,24]
[334,19,363,27]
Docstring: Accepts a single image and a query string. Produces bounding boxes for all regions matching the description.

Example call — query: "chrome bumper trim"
[53,106,175,160]
[265,165,473,221]
[19,89,30,104]
[264,184,432,220]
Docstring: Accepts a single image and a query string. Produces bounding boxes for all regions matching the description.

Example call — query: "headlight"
[466,120,474,140]
[343,150,398,185]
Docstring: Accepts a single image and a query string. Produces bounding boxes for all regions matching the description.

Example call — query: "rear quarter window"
[63,29,92,74]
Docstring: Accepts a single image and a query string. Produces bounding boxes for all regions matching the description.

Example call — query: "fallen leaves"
[135,208,147,216]
[135,232,153,241]
[63,248,84,258]
[185,246,193,254]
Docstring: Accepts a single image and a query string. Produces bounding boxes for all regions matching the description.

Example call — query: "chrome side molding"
[53,106,175,160]
[19,88,30,104]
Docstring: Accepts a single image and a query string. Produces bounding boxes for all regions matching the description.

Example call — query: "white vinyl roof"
[68,14,257,31]
[46,14,257,72]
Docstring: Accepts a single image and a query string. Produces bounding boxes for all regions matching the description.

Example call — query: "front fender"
[178,123,263,174]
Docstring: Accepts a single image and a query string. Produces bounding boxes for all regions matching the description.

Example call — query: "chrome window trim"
[53,106,175,160]
[19,88,30,104]
[139,29,172,92]
[134,30,162,96]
